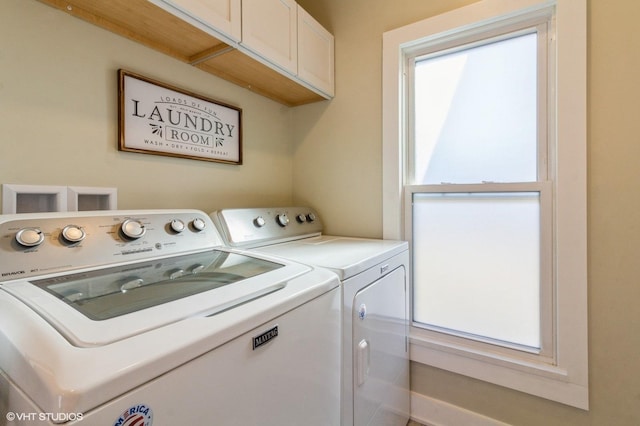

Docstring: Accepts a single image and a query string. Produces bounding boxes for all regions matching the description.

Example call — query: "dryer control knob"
[169,219,185,233]
[276,213,290,227]
[306,213,317,222]
[61,225,86,244]
[16,227,44,247]
[121,219,146,239]
[254,216,266,227]
[296,214,307,223]
[191,218,206,231]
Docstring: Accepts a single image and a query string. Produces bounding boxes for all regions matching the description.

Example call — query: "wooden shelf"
[196,49,325,106]
[37,0,327,106]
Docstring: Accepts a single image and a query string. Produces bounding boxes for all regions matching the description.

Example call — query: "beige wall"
[0,0,295,213]
[292,0,479,237]
[4,0,640,424]
[294,0,640,425]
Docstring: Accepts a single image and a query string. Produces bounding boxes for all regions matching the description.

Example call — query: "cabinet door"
[297,5,334,97]
[353,267,410,426]
[162,0,241,41]
[242,0,298,75]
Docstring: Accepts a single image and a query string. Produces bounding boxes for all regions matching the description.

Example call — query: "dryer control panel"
[212,207,323,248]
[0,210,220,280]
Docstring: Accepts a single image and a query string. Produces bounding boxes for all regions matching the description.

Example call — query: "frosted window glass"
[412,192,541,348]
[414,33,538,184]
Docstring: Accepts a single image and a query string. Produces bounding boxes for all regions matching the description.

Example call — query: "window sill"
[410,327,589,410]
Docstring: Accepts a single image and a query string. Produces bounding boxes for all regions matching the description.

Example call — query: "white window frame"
[382,0,588,409]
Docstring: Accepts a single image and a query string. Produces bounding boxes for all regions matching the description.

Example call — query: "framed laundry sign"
[118,70,242,164]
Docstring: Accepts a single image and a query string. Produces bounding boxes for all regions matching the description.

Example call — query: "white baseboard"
[411,392,512,426]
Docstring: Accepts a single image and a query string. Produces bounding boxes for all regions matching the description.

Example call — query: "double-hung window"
[382,0,587,409]
[408,19,553,358]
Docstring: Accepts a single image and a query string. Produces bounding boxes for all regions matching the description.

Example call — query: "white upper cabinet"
[159,0,242,42]
[154,0,334,99]
[39,0,333,105]
[297,5,334,97]
[241,0,298,75]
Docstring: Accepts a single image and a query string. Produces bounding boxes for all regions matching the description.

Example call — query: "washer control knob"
[191,217,206,231]
[16,227,44,247]
[189,264,205,274]
[276,213,289,227]
[254,216,266,228]
[121,219,146,239]
[296,214,307,223]
[170,219,185,233]
[167,268,185,280]
[306,213,317,222]
[120,278,144,293]
[61,225,86,244]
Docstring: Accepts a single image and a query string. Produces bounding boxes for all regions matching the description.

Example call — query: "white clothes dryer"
[0,210,341,426]
[212,207,410,426]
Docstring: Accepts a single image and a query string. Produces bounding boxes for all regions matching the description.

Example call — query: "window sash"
[405,182,554,361]
[405,20,552,186]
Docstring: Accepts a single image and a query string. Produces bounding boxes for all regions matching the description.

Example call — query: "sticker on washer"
[113,404,153,426]
[358,304,367,320]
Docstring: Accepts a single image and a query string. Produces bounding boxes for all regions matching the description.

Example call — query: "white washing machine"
[212,207,410,426]
[0,210,341,425]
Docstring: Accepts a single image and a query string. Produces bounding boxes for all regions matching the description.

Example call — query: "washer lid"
[2,248,309,347]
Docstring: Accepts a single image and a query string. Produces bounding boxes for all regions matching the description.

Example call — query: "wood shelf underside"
[38,0,326,106]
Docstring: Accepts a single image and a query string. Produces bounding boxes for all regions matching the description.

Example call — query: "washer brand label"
[113,404,153,426]
[1,270,25,277]
[253,325,278,350]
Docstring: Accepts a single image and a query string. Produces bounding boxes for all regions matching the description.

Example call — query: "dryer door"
[353,266,409,426]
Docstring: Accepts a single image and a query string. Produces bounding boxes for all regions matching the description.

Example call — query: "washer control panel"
[212,207,323,248]
[0,210,220,280]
